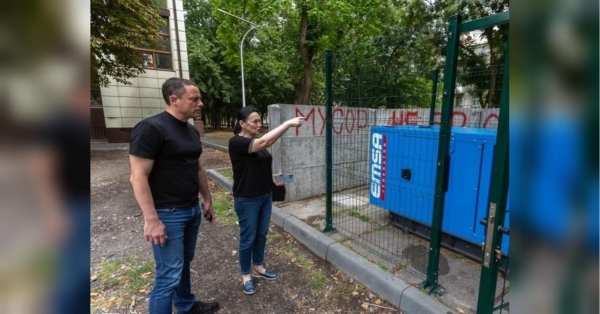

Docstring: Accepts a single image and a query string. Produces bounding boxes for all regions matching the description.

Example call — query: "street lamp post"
[240,25,258,107]
[217,9,259,107]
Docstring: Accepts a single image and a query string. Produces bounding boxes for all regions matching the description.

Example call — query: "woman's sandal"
[251,268,279,280]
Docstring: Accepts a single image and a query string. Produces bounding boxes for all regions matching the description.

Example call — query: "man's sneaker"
[187,300,219,314]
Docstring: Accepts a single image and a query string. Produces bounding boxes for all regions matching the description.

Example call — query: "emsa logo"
[370,133,387,200]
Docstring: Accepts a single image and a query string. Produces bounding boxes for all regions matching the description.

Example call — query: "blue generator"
[369,125,509,260]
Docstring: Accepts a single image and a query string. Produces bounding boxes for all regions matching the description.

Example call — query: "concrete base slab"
[277,196,326,220]
[333,215,381,238]
[332,192,370,209]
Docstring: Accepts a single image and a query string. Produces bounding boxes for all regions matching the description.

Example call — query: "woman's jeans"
[234,193,272,275]
[149,204,201,314]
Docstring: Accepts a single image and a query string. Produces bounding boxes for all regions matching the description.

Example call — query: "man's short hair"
[161,77,197,105]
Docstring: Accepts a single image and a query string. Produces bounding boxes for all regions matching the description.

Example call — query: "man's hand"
[203,201,216,223]
[144,217,166,246]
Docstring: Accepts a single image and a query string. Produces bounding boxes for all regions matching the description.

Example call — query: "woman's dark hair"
[233,106,259,135]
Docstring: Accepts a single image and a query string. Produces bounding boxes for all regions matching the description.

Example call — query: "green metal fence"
[324,11,509,313]
[324,30,451,279]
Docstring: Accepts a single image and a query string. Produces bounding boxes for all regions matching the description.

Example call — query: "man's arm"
[198,161,215,222]
[129,155,166,246]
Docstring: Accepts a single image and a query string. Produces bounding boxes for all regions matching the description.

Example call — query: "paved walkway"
[90,139,129,151]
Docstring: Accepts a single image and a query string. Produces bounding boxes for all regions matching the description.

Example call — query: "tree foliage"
[182,0,509,126]
[91,0,164,88]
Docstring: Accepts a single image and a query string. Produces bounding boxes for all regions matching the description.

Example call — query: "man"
[129,77,219,314]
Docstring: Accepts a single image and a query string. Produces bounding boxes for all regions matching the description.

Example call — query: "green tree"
[91,0,164,88]
[184,0,237,129]
[210,0,297,112]
[401,0,509,108]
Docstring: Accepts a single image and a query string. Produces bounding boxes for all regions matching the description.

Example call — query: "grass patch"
[330,283,355,301]
[453,252,465,260]
[393,262,407,272]
[307,270,327,298]
[278,243,330,298]
[92,255,155,310]
[376,261,389,272]
[334,207,371,223]
[348,208,371,223]
[216,168,233,180]
[212,191,238,225]
[97,259,125,289]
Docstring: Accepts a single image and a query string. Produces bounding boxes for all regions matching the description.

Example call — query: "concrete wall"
[269,104,500,202]
[99,0,189,129]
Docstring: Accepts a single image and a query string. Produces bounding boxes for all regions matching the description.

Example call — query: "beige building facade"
[97,0,190,142]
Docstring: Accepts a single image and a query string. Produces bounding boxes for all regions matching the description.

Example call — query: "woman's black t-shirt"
[228,135,273,197]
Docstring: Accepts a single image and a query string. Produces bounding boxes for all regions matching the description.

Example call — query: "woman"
[228,106,304,295]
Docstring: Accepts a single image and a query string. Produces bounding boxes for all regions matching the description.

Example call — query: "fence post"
[476,40,510,314]
[421,15,461,295]
[324,50,335,233]
[429,69,439,126]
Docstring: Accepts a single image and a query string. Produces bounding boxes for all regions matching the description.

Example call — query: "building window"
[136,15,172,70]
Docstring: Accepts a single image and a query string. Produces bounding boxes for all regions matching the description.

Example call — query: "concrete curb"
[205,169,455,314]
[281,215,335,261]
[202,141,228,152]
[206,169,232,191]
[270,206,292,228]
[400,287,455,314]
[90,144,129,152]
[326,242,409,307]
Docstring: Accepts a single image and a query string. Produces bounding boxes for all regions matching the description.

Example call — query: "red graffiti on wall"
[294,107,369,136]
[432,111,467,127]
[483,113,499,128]
[389,110,420,126]
[293,107,498,136]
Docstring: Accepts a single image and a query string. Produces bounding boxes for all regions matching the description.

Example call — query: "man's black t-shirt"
[129,111,202,208]
[228,136,273,197]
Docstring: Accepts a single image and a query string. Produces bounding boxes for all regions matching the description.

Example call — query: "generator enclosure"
[369,125,509,259]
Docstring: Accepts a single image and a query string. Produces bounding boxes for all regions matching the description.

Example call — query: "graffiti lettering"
[292,106,498,136]
[432,111,466,127]
[483,113,499,129]
[388,110,420,126]
[295,107,370,136]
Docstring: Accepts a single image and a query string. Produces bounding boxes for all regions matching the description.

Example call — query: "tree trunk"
[295,8,312,105]
[484,27,497,108]
[213,99,221,130]
[355,61,362,107]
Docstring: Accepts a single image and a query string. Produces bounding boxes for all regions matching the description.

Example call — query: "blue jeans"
[234,193,272,275]
[150,204,201,314]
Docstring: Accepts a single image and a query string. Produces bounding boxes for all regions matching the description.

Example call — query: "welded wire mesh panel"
[328,31,448,277]
[327,20,508,284]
